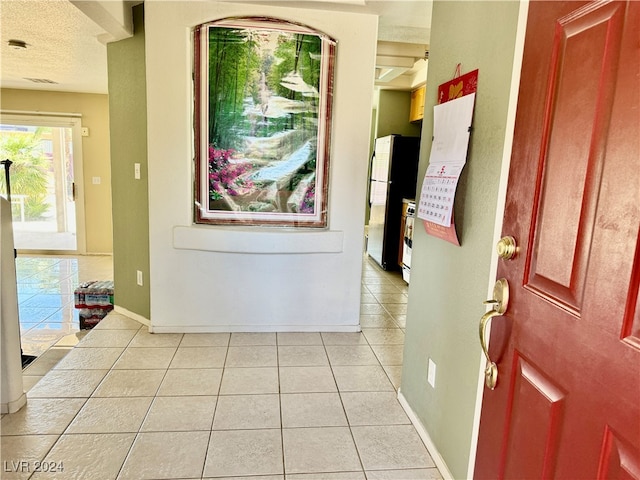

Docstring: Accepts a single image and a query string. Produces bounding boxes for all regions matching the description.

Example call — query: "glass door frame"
[0,111,87,254]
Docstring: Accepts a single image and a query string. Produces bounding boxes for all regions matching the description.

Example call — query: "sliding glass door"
[0,114,86,253]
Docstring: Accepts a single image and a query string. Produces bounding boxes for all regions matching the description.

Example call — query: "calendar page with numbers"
[418,93,476,228]
[418,163,463,227]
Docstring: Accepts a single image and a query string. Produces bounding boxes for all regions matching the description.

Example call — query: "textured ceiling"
[0,0,431,95]
[1,0,110,94]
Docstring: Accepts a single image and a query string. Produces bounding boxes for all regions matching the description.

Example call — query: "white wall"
[144,0,377,332]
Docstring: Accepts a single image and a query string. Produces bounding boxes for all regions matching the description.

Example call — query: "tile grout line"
[65,325,144,480]
[276,332,287,478]
[360,261,406,396]
[322,332,368,477]
[199,333,230,478]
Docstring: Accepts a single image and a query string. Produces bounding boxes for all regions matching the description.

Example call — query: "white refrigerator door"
[367,135,393,268]
[368,180,389,266]
[371,136,392,182]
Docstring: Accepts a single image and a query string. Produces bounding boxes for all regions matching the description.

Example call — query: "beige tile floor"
[2,255,442,480]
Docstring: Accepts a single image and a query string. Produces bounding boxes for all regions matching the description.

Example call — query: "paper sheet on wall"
[417,93,476,227]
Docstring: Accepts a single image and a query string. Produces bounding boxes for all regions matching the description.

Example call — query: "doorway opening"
[0,114,86,253]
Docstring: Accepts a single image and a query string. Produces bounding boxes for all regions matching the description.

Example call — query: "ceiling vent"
[23,78,58,84]
[8,39,28,50]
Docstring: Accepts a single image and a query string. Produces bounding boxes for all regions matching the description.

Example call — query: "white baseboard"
[111,306,362,334]
[1,392,26,414]
[149,324,361,333]
[397,389,455,480]
[112,305,151,328]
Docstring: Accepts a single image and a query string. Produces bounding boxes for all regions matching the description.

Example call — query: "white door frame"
[465,2,529,478]
[0,111,87,254]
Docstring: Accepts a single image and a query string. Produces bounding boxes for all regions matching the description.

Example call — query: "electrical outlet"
[427,358,437,388]
[136,270,143,286]
[134,163,141,180]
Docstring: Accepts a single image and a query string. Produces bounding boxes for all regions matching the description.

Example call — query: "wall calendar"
[418,68,478,245]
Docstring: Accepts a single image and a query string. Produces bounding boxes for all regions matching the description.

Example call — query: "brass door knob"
[496,236,517,260]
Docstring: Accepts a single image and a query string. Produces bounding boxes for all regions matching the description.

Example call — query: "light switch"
[92,176,101,185]
[81,127,89,137]
[134,163,141,180]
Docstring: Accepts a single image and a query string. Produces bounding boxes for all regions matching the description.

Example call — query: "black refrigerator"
[367,134,420,270]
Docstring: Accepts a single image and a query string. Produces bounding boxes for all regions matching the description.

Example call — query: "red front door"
[475,1,640,478]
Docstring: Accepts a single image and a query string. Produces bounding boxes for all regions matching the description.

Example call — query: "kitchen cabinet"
[409,85,426,122]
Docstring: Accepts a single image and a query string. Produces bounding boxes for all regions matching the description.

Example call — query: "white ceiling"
[0,0,431,95]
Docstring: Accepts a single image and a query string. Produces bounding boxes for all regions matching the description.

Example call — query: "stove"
[402,201,415,283]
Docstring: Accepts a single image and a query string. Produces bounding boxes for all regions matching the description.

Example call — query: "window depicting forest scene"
[195,18,335,227]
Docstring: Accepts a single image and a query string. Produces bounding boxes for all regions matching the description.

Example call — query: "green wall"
[376,89,422,138]
[106,4,150,319]
[401,2,520,478]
